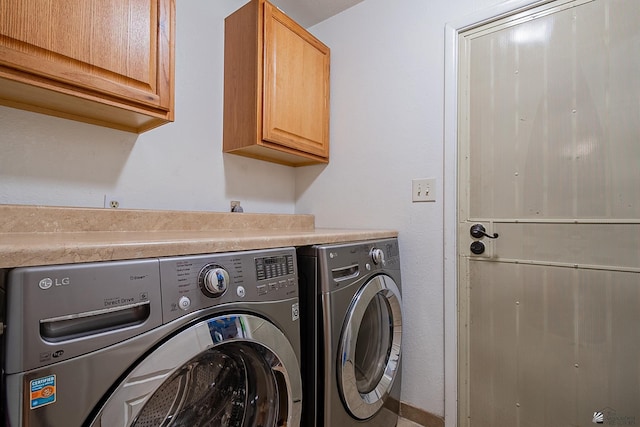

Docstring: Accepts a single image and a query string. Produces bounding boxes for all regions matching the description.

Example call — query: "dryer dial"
[199,265,229,297]
[370,248,385,265]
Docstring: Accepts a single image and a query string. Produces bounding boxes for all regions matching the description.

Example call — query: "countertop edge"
[0,228,398,268]
[0,205,396,268]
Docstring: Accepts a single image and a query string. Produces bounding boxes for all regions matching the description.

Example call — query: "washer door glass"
[338,274,402,420]
[90,314,302,427]
[132,342,278,427]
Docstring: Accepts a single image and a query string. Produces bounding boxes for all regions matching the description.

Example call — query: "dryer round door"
[89,314,302,427]
[338,274,402,420]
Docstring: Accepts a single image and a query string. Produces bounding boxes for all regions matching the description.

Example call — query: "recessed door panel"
[466,0,640,220]
[469,262,640,426]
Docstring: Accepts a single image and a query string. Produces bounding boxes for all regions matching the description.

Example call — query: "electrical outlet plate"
[412,178,436,202]
[104,194,122,209]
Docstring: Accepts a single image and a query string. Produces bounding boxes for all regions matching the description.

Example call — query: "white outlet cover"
[103,194,123,209]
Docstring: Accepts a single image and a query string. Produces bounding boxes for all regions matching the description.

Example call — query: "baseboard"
[399,401,445,427]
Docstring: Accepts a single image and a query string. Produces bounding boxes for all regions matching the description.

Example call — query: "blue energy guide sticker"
[30,375,56,409]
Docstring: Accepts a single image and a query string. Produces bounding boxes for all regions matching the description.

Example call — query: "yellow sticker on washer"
[30,375,56,409]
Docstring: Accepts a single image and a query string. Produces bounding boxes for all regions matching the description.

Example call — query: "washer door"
[89,314,301,427]
[338,274,402,420]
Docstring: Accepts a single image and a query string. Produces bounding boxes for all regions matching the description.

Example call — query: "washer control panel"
[159,247,298,323]
[255,253,296,296]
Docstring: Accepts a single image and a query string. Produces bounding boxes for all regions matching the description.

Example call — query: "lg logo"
[38,277,70,290]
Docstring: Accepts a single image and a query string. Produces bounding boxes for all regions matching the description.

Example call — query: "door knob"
[470,224,499,239]
[470,241,485,255]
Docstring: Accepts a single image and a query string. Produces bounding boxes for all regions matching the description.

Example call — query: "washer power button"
[178,296,191,310]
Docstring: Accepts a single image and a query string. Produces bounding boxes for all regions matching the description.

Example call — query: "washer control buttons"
[199,264,229,298]
[178,296,191,310]
[236,286,246,298]
[370,248,385,265]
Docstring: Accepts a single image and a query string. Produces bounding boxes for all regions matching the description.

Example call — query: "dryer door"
[89,314,301,427]
[338,274,402,420]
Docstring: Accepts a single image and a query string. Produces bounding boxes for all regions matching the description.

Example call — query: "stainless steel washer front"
[2,247,302,427]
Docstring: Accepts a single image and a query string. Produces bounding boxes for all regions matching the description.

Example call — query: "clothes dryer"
[297,238,402,427]
[2,247,302,427]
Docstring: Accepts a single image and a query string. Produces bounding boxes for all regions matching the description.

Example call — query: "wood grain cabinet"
[223,0,330,166]
[0,0,175,133]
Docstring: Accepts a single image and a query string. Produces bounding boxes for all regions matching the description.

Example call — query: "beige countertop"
[0,205,397,268]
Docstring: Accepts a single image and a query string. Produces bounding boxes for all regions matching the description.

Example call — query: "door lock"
[470,241,486,255]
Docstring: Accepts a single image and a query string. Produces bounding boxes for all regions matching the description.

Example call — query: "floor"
[397,417,425,427]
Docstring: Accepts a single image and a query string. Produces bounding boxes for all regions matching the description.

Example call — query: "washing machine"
[297,238,402,427]
[1,247,302,427]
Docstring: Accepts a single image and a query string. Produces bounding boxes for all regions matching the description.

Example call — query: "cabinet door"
[262,2,330,159]
[0,0,173,131]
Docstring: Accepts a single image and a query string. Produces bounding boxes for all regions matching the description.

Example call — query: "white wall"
[0,0,296,214]
[298,0,505,418]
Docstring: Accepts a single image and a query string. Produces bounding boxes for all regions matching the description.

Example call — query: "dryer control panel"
[303,238,401,293]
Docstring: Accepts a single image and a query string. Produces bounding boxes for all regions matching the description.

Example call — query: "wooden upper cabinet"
[223,0,330,166]
[0,0,175,133]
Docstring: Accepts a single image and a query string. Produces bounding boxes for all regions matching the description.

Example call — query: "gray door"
[457,0,640,425]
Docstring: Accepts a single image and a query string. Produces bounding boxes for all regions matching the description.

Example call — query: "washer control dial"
[199,265,229,298]
[370,248,385,265]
